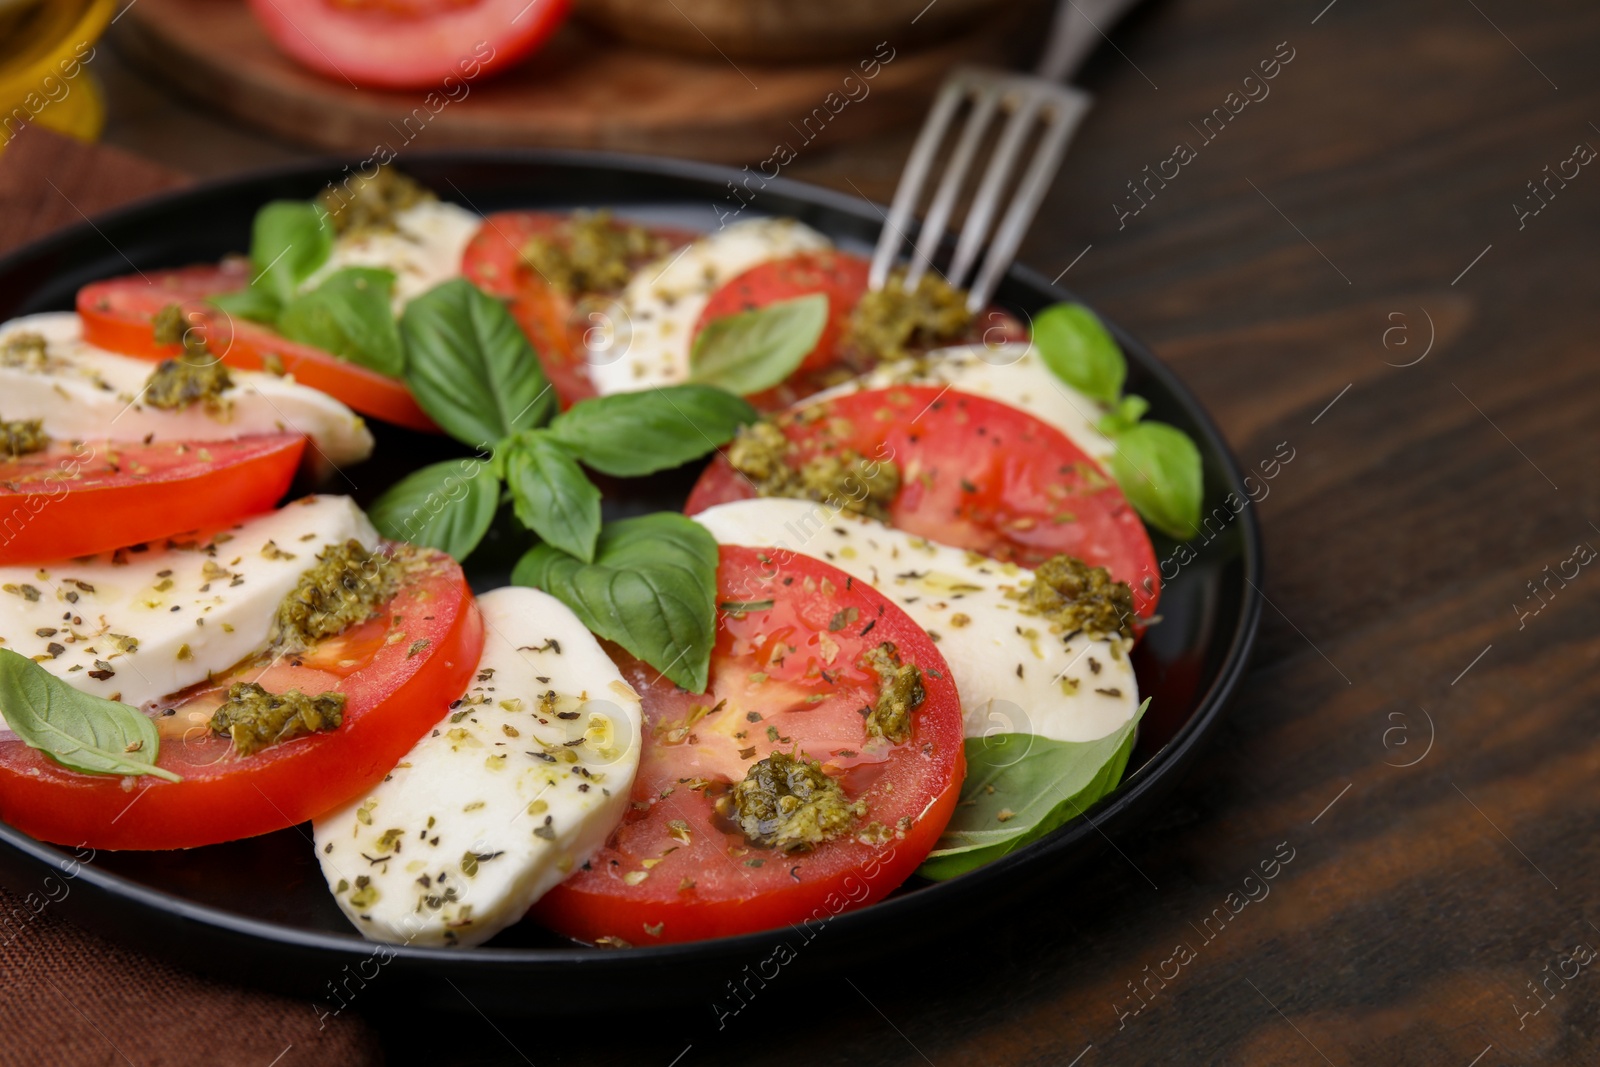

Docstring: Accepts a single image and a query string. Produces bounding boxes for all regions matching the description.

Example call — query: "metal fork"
[868,0,1144,312]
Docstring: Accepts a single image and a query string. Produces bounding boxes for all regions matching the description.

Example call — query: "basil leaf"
[688,293,828,396]
[513,513,718,692]
[1094,394,1149,438]
[368,458,500,561]
[1033,302,1126,404]
[547,385,757,477]
[1107,419,1203,540]
[917,700,1146,881]
[208,285,281,325]
[251,200,333,306]
[0,648,180,783]
[401,278,555,447]
[503,431,602,562]
[278,267,404,377]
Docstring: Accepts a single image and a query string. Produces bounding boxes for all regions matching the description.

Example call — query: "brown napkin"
[0,128,380,1067]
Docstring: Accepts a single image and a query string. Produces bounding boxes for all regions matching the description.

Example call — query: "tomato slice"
[460,211,565,300]
[462,211,697,409]
[685,387,1162,617]
[534,544,965,945]
[0,435,305,566]
[247,0,572,91]
[77,262,250,360]
[77,268,437,432]
[0,546,483,850]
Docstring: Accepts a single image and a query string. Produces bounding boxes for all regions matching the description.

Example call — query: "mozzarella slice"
[0,495,377,708]
[313,586,643,948]
[695,498,1139,745]
[302,199,484,311]
[588,217,831,396]
[811,342,1117,467]
[0,313,373,468]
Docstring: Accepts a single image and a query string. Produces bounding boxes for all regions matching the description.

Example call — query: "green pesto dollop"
[845,269,974,364]
[860,641,925,745]
[318,164,433,236]
[1014,554,1136,640]
[521,209,670,297]
[0,331,49,370]
[150,304,188,348]
[149,303,233,414]
[731,751,862,852]
[0,418,48,458]
[272,540,401,653]
[725,419,901,522]
[142,357,234,414]
[150,304,218,364]
[210,681,346,757]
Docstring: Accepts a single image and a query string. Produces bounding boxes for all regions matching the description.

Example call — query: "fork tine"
[903,84,1004,291]
[869,73,970,292]
[966,87,1092,310]
[946,89,1046,290]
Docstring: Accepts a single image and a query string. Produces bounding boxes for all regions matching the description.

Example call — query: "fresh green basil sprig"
[208,200,405,377]
[373,278,755,690]
[0,648,180,783]
[1032,303,1203,540]
[514,514,719,693]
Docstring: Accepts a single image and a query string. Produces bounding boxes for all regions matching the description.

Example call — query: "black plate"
[0,151,1260,1015]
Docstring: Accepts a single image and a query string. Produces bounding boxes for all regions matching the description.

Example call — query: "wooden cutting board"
[113,0,1034,164]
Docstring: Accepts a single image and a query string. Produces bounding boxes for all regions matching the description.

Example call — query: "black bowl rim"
[0,147,1262,971]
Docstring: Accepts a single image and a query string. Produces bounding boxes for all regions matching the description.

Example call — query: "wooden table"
[17,0,1600,1062]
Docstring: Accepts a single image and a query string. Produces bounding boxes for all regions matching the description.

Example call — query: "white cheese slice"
[588,217,831,396]
[0,495,377,707]
[302,199,483,311]
[695,498,1139,745]
[0,313,373,468]
[809,342,1118,467]
[313,586,644,948]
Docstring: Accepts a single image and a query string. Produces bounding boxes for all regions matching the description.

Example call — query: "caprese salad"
[0,166,1204,950]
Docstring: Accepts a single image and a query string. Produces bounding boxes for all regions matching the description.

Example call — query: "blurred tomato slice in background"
[248,0,572,90]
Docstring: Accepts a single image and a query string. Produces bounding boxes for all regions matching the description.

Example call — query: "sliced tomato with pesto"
[77,268,436,432]
[459,211,563,299]
[0,545,484,851]
[77,262,250,359]
[461,211,696,408]
[685,386,1161,618]
[534,544,964,946]
[0,435,305,565]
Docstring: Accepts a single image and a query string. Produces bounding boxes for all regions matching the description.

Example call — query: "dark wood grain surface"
[8,0,1599,1062]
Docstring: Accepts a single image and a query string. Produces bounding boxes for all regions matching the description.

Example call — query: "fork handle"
[1035,0,1142,83]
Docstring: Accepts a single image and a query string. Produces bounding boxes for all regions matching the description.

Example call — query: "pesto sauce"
[1013,554,1136,640]
[0,418,48,458]
[731,751,862,852]
[0,332,49,370]
[210,681,345,757]
[860,641,925,745]
[845,269,974,363]
[319,165,433,236]
[142,358,234,414]
[147,303,235,413]
[150,304,189,348]
[521,210,670,296]
[272,539,401,653]
[726,420,901,522]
